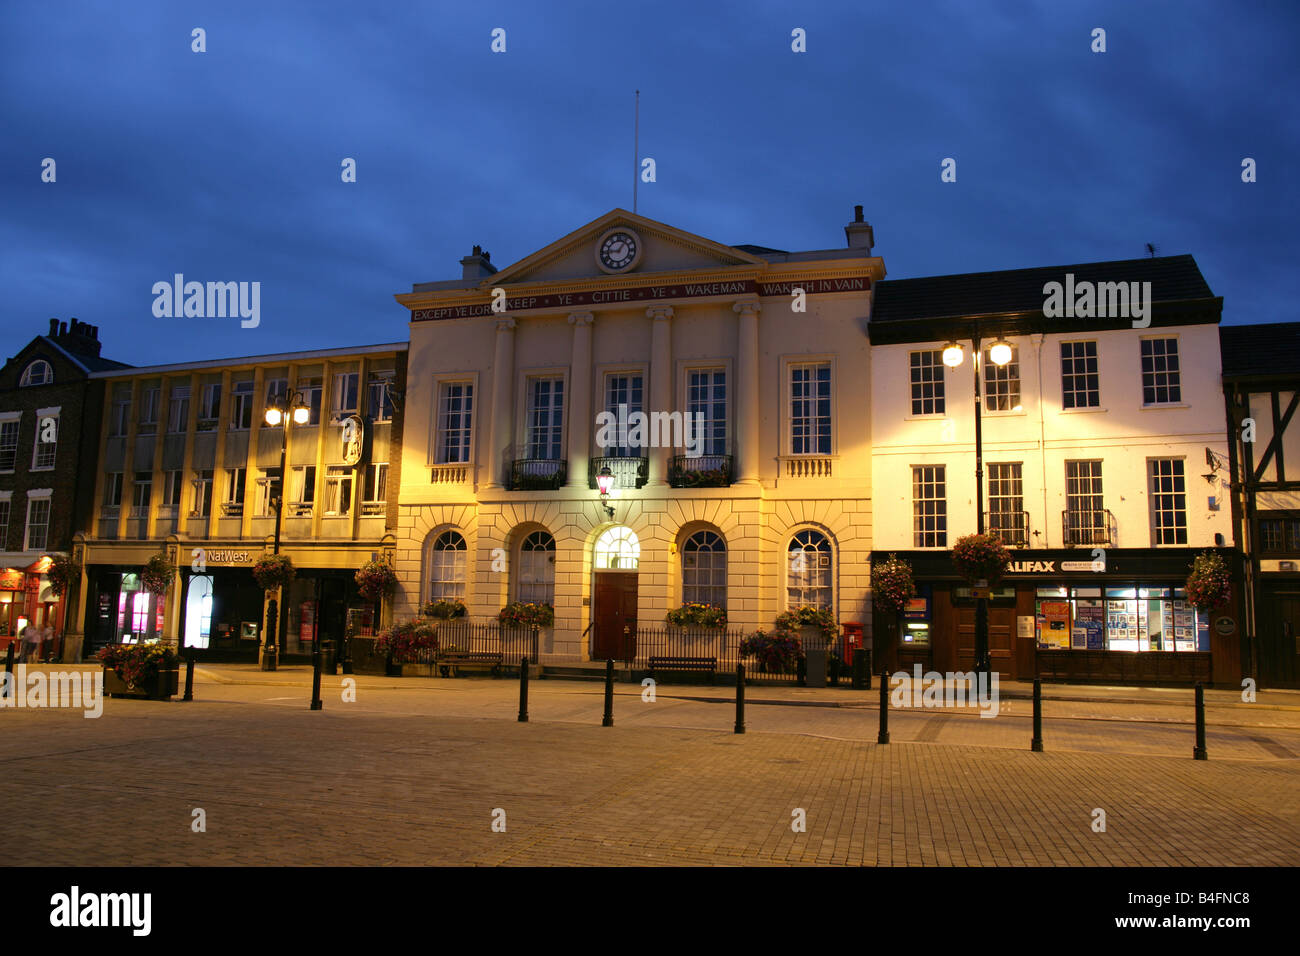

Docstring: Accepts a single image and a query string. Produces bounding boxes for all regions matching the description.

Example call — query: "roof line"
[89,341,409,378]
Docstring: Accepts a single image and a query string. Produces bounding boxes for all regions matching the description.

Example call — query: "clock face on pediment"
[595,227,643,274]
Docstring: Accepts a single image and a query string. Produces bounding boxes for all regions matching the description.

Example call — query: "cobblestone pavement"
[1,668,1297,866]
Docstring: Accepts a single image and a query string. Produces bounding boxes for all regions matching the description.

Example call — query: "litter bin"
[317,641,336,676]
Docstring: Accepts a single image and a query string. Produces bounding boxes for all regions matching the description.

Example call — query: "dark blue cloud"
[0,0,1295,365]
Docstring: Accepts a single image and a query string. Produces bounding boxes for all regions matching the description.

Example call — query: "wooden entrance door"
[593,571,637,661]
[954,605,1017,676]
[1259,591,1300,687]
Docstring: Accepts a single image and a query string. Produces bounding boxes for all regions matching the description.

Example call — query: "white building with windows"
[868,255,1241,684]
[392,208,884,662]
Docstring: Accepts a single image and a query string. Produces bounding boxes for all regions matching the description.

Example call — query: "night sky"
[2,0,1296,366]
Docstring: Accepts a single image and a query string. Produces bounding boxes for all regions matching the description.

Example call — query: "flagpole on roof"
[633,90,640,214]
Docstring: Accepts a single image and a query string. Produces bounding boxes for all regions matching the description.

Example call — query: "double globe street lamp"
[260,391,310,671]
[941,332,1013,681]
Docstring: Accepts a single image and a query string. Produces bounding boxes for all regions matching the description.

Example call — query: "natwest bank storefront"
[873,548,1243,685]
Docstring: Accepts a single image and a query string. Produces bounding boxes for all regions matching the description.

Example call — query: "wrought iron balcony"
[668,454,733,488]
[1062,508,1114,547]
[985,510,1030,547]
[588,455,648,490]
[509,458,567,491]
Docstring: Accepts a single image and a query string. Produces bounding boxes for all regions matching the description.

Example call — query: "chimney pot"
[59,321,68,336]
[854,205,864,223]
[483,250,490,263]
[49,318,59,336]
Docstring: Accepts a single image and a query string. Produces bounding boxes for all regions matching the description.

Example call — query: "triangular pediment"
[482,209,767,287]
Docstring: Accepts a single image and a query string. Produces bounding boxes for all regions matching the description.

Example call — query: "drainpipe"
[1034,334,1049,548]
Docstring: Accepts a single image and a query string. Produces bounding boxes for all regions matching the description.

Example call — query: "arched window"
[594,526,639,570]
[426,530,467,602]
[516,530,555,605]
[787,529,832,610]
[682,530,725,608]
[20,360,53,387]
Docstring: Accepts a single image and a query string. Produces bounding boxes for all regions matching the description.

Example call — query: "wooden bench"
[437,651,504,678]
[647,656,717,684]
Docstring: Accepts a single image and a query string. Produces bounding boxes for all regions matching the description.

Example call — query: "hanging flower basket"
[497,602,554,628]
[952,533,1012,585]
[140,552,176,595]
[47,553,79,597]
[355,558,398,602]
[1185,551,1232,612]
[252,553,296,592]
[420,599,467,620]
[373,619,438,661]
[872,553,917,615]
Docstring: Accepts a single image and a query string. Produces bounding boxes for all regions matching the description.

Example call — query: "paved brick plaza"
[1,668,1298,866]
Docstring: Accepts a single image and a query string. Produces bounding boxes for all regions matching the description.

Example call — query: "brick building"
[0,319,129,656]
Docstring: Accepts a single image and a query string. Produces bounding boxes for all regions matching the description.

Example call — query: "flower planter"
[103,667,179,700]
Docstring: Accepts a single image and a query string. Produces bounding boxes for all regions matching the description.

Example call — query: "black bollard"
[734,662,746,734]
[1031,678,1043,752]
[1193,682,1208,760]
[518,657,530,723]
[2,641,14,699]
[310,638,323,711]
[183,652,196,702]
[877,669,890,744]
[602,658,614,727]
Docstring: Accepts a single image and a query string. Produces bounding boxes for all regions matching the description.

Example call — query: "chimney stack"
[845,205,874,253]
[460,245,498,280]
[48,316,103,357]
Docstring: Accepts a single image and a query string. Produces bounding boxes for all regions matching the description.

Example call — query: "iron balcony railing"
[508,459,567,491]
[588,455,648,490]
[985,510,1030,547]
[1062,508,1114,547]
[668,454,733,488]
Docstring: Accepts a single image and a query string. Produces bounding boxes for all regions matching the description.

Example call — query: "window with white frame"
[109,393,130,437]
[198,383,221,429]
[324,465,352,516]
[24,495,51,551]
[31,412,58,470]
[162,470,183,509]
[291,465,316,515]
[984,346,1021,411]
[987,462,1026,545]
[131,473,152,518]
[191,470,213,518]
[603,373,643,456]
[331,371,359,423]
[256,468,281,517]
[525,378,564,460]
[912,465,947,548]
[103,472,123,513]
[20,361,52,387]
[435,381,473,464]
[138,386,160,433]
[790,362,831,455]
[516,530,555,605]
[786,530,832,610]
[297,378,322,426]
[167,385,191,433]
[362,463,387,515]
[368,370,395,423]
[229,380,254,430]
[682,530,726,609]
[427,530,467,602]
[1061,341,1100,409]
[0,495,10,549]
[222,468,245,517]
[1141,338,1181,405]
[686,369,727,456]
[594,526,640,570]
[0,418,18,471]
[1064,460,1105,545]
[1149,458,1188,545]
[909,350,945,416]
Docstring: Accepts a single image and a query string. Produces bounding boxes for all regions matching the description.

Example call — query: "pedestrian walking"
[21,622,42,663]
[41,623,55,663]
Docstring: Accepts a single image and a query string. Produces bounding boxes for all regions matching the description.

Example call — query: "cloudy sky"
[2,0,1296,366]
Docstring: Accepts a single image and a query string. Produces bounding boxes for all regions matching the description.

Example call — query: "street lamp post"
[943,330,1013,683]
[262,391,310,672]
